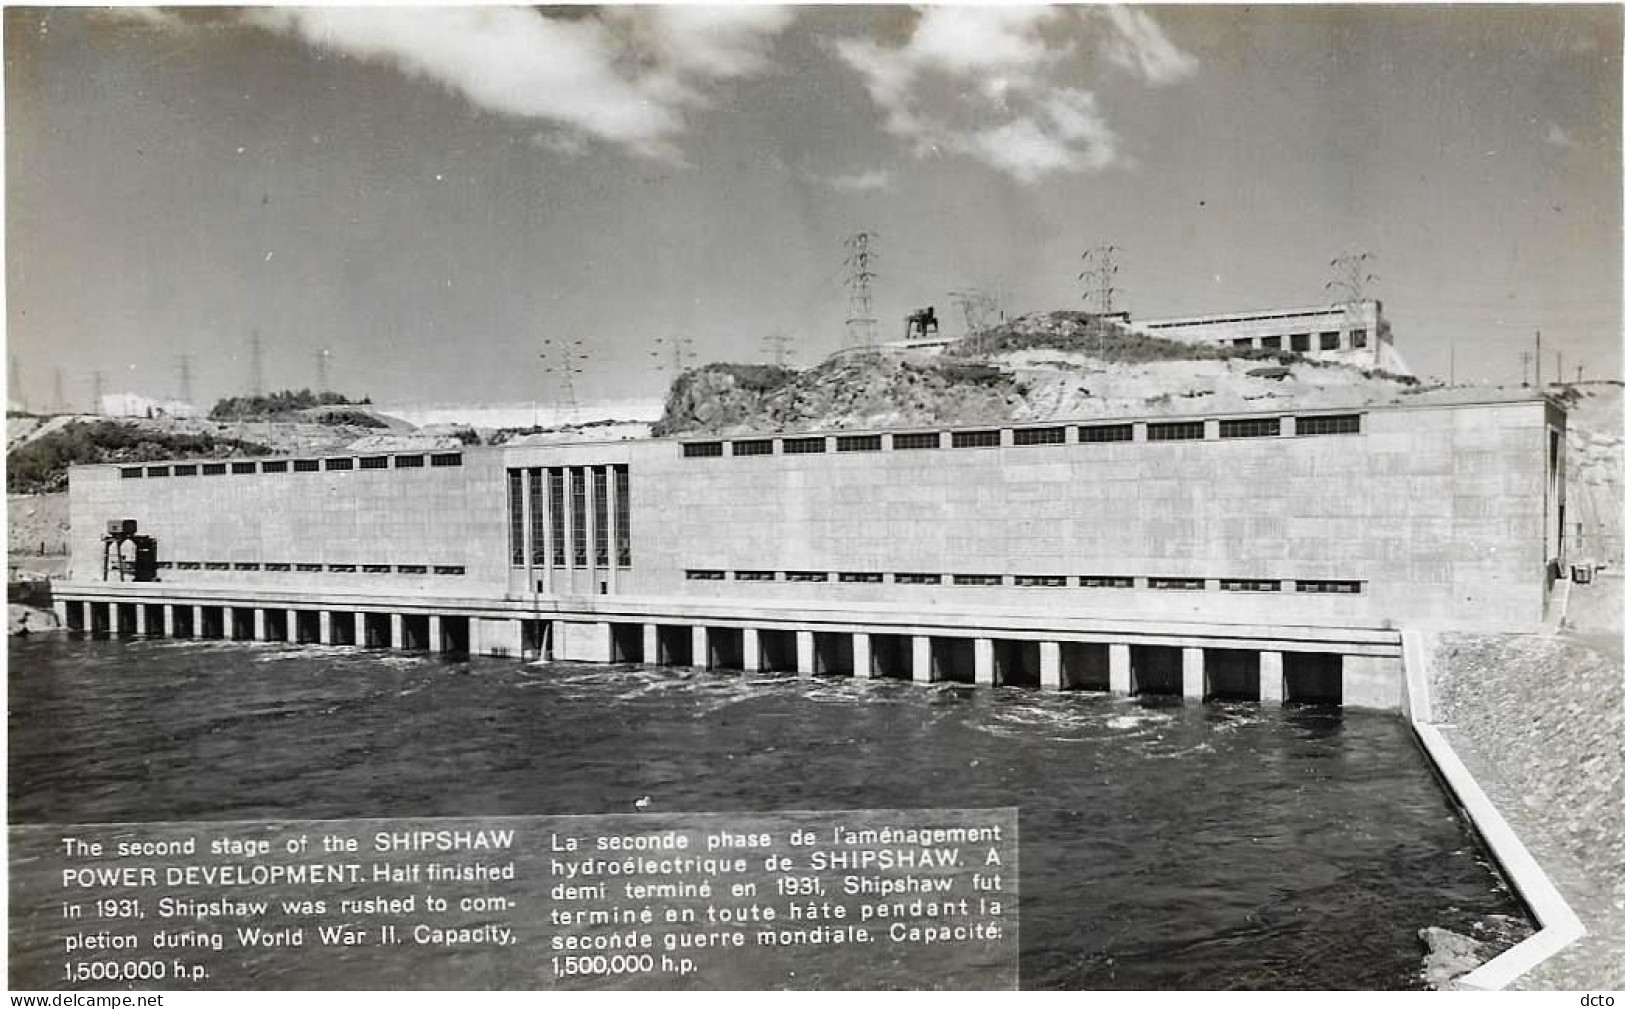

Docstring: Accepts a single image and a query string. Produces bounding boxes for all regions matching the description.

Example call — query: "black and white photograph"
[5,2,1622,994]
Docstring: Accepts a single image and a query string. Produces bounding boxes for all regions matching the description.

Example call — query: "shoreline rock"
[9,603,60,636]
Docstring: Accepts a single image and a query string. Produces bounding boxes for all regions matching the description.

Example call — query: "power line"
[176,354,195,405]
[949,288,1005,355]
[315,348,331,395]
[651,335,695,377]
[541,338,588,425]
[760,331,795,368]
[843,231,879,351]
[52,367,66,414]
[248,328,265,397]
[1326,251,1380,365]
[9,354,23,412]
[1078,245,1123,316]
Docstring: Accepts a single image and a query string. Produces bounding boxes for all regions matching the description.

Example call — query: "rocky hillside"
[655,311,1422,436]
[1555,381,1624,565]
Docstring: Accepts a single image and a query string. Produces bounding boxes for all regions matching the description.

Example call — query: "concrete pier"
[796,630,815,676]
[691,626,709,670]
[1259,651,1284,704]
[560,621,609,663]
[852,633,872,679]
[1040,641,1061,690]
[49,580,1409,711]
[1182,647,1205,700]
[1109,643,1131,694]
[911,636,932,683]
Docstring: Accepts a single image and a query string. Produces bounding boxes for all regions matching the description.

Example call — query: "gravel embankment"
[1428,582,1625,990]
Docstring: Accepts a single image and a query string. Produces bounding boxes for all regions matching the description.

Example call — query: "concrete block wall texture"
[69,451,510,593]
[627,398,1555,631]
[65,395,1557,634]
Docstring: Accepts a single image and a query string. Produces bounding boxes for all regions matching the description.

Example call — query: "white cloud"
[1096,6,1199,86]
[240,6,794,163]
[833,6,1193,183]
[1545,123,1580,149]
[812,168,893,193]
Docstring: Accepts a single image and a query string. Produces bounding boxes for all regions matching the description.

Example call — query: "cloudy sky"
[6,5,1620,410]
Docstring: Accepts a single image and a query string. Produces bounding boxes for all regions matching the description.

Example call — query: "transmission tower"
[1324,252,1377,305]
[1079,246,1123,316]
[1079,245,1123,356]
[176,354,195,405]
[89,370,107,414]
[315,347,331,395]
[248,328,265,396]
[761,331,795,368]
[843,231,879,350]
[651,335,695,376]
[52,367,66,414]
[9,354,23,412]
[541,338,587,425]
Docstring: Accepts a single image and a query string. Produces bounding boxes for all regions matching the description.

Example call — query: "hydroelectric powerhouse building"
[54,389,1567,712]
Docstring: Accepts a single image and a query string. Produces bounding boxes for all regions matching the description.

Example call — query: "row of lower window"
[1227,330,1368,352]
[681,415,1360,457]
[156,561,465,575]
[684,570,1362,593]
[121,453,463,479]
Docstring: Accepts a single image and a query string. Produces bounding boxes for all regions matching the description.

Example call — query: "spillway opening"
[262,609,288,643]
[708,627,745,671]
[610,623,643,663]
[400,614,430,651]
[328,611,356,646]
[229,607,255,641]
[1061,641,1110,691]
[932,637,976,684]
[758,629,797,672]
[994,639,1041,688]
[1130,645,1182,696]
[143,604,165,637]
[656,625,692,667]
[87,601,108,636]
[520,619,549,660]
[814,632,854,676]
[116,603,138,637]
[198,606,224,639]
[1285,652,1343,704]
[1206,648,1261,701]
[869,634,909,680]
[64,600,85,632]
[170,605,194,638]
[293,610,320,645]
[440,615,471,656]
[362,612,390,649]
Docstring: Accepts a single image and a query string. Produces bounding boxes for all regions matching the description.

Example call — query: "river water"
[7,635,1530,989]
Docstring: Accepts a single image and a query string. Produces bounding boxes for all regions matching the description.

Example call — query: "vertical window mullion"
[507,470,524,566]
[549,469,566,567]
[528,469,545,567]
[571,467,588,567]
